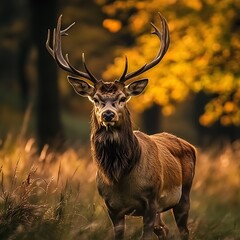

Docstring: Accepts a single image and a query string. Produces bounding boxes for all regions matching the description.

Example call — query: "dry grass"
[0,134,240,240]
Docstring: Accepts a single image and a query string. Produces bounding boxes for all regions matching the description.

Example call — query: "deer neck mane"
[91,108,141,183]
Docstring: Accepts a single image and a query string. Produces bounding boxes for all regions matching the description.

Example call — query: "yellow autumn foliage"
[100,0,240,126]
[102,19,122,33]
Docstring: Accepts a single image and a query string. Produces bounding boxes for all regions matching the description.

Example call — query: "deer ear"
[68,76,95,97]
[125,79,148,96]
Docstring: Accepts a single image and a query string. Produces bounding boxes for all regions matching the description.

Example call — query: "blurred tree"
[98,0,240,138]
[18,32,31,109]
[29,0,64,150]
[142,104,162,134]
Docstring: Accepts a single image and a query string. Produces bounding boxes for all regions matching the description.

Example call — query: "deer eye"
[93,98,99,104]
[119,97,127,103]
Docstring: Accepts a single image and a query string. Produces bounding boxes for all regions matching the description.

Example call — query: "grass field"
[0,134,240,240]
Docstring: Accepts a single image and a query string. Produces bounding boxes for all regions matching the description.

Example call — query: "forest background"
[0,0,239,239]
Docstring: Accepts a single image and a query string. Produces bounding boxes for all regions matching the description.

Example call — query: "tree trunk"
[142,104,162,134]
[18,37,31,110]
[29,0,64,150]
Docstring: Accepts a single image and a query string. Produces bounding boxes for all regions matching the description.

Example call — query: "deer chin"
[101,121,116,130]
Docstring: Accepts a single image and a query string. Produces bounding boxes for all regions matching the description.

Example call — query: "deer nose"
[102,110,115,122]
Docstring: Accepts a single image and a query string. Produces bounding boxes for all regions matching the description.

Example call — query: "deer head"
[46,13,170,129]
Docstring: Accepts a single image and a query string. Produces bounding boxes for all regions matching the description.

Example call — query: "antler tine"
[122,13,170,82]
[119,56,128,82]
[53,15,72,72]
[46,29,54,57]
[46,15,99,84]
[82,53,99,84]
[65,53,91,80]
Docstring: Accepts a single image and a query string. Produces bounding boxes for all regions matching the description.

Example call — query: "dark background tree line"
[0,0,239,151]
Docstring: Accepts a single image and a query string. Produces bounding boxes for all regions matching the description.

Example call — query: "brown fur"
[91,109,141,183]
[91,105,196,240]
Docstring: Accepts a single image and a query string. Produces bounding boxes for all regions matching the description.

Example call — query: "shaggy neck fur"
[91,108,141,183]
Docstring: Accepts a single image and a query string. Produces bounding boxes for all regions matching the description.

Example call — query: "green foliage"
[99,0,240,126]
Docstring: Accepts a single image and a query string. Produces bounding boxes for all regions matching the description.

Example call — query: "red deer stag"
[46,13,196,240]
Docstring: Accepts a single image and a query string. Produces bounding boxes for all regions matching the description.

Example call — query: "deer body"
[46,13,196,239]
[91,102,196,239]
[95,131,184,214]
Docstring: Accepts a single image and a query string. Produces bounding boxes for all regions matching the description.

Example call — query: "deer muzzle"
[101,110,118,128]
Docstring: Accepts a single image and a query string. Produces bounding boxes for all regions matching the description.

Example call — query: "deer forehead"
[94,82,126,98]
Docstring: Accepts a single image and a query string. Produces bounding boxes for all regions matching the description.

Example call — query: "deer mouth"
[102,121,116,129]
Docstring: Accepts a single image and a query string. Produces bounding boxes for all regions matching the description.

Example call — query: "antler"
[119,13,170,83]
[46,15,99,84]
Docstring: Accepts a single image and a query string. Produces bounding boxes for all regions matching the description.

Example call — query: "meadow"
[0,134,240,240]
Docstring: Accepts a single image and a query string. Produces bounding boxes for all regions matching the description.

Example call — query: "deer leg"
[153,212,169,239]
[109,212,125,240]
[142,209,156,240]
[172,186,191,240]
